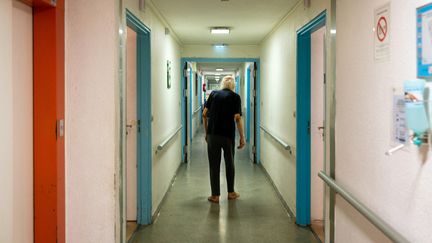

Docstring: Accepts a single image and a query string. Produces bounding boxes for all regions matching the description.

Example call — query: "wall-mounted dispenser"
[404,79,429,146]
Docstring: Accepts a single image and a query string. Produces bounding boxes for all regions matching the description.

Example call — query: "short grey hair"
[220,76,235,91]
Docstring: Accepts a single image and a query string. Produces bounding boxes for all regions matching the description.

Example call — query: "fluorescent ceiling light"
[211,27,230,34]
[216,68,224,72]
[213,43,228,48]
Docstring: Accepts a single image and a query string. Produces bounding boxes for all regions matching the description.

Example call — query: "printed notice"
[393,95,408,144]
[374,3,391,61]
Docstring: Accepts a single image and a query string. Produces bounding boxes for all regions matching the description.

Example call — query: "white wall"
[259,0,329,214]
[12,2,33,242]
[0,1,14,243]
[336,0,432,242]
[125,1,182,215]
[66,0,119,242]
[182,44,260,58]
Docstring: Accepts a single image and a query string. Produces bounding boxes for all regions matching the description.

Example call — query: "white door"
[13,1,33,242]
[126,26,138,221]
[310,26,326,224]
[249,64,255,162]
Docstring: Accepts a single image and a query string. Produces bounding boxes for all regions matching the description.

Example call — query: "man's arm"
[203,108,209,142]
[235,114,246,149]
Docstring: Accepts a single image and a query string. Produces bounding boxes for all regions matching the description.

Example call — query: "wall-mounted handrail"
[260,125,292,154]
[157,125,182,152]
[193,106,201,115]
[318,171,409,243]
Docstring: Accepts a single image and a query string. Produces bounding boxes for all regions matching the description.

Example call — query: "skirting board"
[258,162,296,219]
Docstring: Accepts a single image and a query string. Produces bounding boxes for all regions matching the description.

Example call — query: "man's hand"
[237,136,245,149]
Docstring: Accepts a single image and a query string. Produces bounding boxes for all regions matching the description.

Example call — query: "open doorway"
[296,11,326,243]
[125,10,152,241]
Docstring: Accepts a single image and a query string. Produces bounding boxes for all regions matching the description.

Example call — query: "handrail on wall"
[157,125,182,152]
[318,171,409,243]
[193,106,201,115]
[259,125,292,154]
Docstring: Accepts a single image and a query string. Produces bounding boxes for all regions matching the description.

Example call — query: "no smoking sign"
[374,3,391,61]
[377,16,388,42]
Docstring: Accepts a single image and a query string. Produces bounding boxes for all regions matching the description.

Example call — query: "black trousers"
[207,134,235,196]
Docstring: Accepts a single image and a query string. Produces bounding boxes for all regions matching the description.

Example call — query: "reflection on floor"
[127,221,138,241]
[131,130,320,242]
[311,220,324,243]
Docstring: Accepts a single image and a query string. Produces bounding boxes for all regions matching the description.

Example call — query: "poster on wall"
[167,60,172,89]
[417,3,432,78]
[374,3,391,61]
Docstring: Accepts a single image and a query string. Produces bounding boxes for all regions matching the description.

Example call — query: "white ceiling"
[150,0,299,45]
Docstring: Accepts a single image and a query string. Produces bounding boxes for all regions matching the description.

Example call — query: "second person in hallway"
[202,76,246,204]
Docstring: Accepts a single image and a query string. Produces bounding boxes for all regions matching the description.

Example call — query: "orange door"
[32,0,65,242]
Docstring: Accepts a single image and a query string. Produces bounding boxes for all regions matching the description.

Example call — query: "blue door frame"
[180,58,261,164]
[126,10,152,225]
[296,11,326,226]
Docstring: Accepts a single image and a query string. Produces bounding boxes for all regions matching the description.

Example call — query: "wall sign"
[417,3,432,78]
[374,3,391,61]
[393,95,408,144]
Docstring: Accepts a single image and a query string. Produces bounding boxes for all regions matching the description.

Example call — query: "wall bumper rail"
[156,125,183,153]
[259,125,292,154]
[193,106,201,115]
[318,171,409,243]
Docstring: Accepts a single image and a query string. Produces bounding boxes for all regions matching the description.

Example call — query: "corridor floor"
[130,130,320,243]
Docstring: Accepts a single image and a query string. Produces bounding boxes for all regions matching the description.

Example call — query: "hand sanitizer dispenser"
[404,79,429,146]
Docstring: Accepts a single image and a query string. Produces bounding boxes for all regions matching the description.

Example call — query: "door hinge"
[324,73,327,84]
[137,120,141,133]
[56,119,64,140]
[252,146,256,154]
[184,89,188,97]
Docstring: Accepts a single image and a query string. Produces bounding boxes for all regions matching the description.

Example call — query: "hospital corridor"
[1,0,431,243]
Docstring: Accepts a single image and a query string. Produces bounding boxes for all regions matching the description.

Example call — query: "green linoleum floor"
[130,129,320,243]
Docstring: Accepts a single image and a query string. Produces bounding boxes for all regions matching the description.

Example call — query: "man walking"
[202,76,245,203]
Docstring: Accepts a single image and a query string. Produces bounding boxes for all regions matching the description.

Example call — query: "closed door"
[310,25,326,239]
[126,26,138,221]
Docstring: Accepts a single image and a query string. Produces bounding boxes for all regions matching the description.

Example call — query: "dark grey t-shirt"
[205,89,242,140]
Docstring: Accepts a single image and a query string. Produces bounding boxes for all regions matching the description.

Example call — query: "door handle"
[318,126,325,130]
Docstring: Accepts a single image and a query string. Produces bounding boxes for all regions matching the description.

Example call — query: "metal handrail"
[318,171,409,243]
[157,125,182,151]
[260,125,292,154]
[193,106,201,115]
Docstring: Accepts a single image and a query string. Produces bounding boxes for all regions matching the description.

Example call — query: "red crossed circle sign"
[376,16,388,42]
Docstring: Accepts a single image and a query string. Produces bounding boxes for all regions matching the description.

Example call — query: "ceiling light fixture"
[211,27,230,34]
[213,43,228,48]
[216,68,224,72]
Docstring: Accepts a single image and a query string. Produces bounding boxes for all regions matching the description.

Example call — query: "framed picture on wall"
[417,3,432,78]
[167,60,172,89]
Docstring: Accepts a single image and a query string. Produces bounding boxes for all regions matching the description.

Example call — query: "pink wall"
[0,1,13,242]
[12,2,34,242]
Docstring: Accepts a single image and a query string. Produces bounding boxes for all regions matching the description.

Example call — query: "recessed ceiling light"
[211,27,230,34]
[216,68,224,72]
